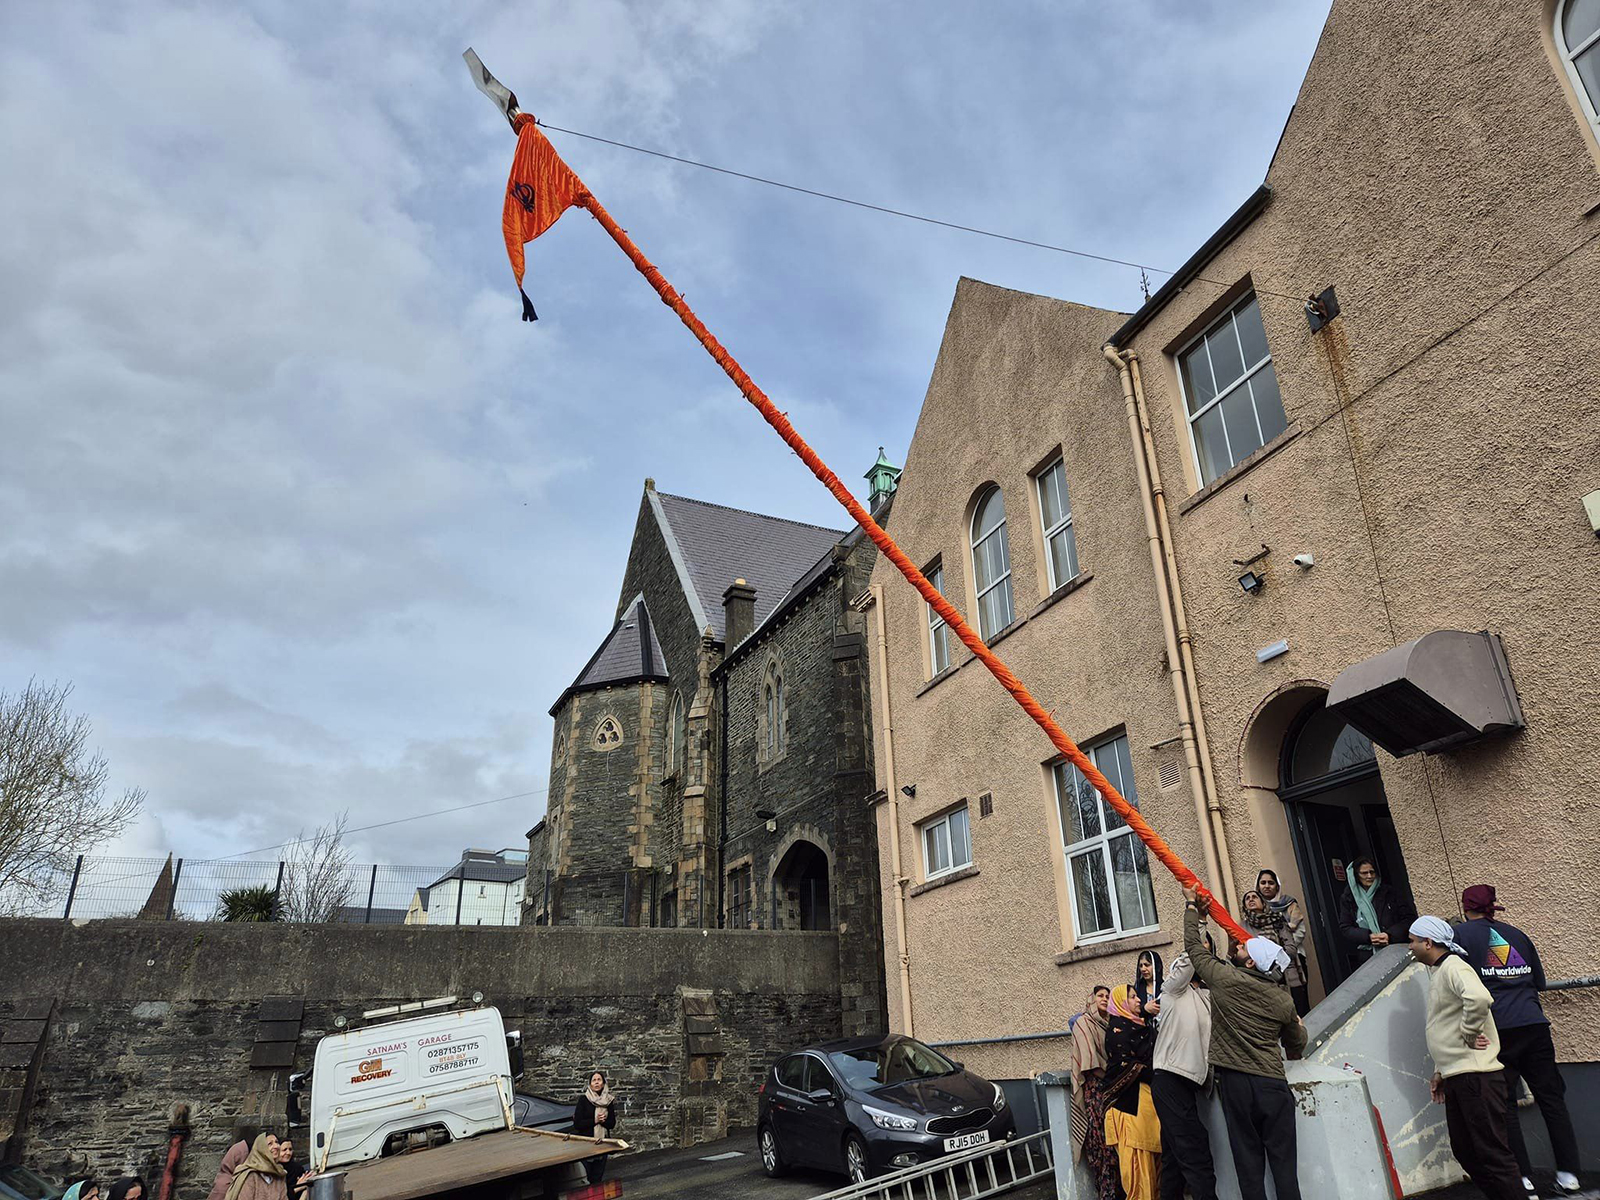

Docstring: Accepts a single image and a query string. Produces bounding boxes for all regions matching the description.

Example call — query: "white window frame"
[1035,456,1080,590]
[1174,294,1283,486]
[920,804,973,881]
[1052,735,1159,945]
[926,561,952,676]
[969,486,1014,638]
[1557,0,1600,139]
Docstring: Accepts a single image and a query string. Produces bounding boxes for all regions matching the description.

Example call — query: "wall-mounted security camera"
[1292,554,1315,569]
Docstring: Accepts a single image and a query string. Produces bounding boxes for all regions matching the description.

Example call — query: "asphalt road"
[607,1133,1058,1200]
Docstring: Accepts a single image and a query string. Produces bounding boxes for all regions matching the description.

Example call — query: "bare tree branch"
[277,810,355,922]
[0,680,144,913]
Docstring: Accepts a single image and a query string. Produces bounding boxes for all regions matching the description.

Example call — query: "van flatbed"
[341,1127,625,1200]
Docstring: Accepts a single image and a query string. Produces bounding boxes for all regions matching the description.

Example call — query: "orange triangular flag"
[502,113,587,321]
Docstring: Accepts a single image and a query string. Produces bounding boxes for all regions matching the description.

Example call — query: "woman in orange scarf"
[1102,984,1163,1200]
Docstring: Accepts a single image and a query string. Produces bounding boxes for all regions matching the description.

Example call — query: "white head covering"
[1409,915,1466,956]
[1245,936,1291,974]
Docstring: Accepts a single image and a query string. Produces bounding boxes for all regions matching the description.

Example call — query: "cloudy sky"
[0,1,1332,876]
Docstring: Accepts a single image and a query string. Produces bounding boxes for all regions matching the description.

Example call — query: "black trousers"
[1443,1070,1523,1200]
[1498,1022,1580,1177]
[1152,1069,1217,1200]
[1215,1067,1300,1200]
[584,1154,607,1183]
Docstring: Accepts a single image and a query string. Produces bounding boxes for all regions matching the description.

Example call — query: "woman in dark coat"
[1336,855,1417,965]
[572,1070,619,1183]
[1103,985,1155,1116]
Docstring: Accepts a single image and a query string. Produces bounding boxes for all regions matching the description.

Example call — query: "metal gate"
[806,1130,1053,1200]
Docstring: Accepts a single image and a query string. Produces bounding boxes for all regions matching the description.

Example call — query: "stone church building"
[524,471,898,1036]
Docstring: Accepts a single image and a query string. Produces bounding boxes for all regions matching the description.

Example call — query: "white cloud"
[1,0,1329,871]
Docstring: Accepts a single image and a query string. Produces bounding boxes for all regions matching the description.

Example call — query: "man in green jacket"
[1183,884,1306,1200]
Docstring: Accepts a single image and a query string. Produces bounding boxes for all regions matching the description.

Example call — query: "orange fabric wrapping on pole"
[495,118,1248,947]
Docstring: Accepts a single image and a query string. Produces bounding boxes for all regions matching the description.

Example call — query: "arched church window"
[668,693,685,772]
[760,657,787,764]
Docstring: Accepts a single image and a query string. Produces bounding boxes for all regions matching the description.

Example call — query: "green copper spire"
[864,446,902,508]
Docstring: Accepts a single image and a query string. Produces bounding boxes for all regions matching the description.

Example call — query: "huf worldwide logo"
[351,1057,394,1084]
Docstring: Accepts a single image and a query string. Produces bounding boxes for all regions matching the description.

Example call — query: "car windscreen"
[0,1167,64,1200]
[829,1039,958,1090]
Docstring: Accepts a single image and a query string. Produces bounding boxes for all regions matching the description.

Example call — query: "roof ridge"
[656,490,847,536]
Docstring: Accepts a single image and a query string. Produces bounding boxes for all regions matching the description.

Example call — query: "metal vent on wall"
[1156,758,1184,791]
[978,792,994,818]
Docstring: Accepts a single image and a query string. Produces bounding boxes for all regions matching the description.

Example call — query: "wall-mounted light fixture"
[755,807,778,833]
[899,784,916,798]
[1238,570,1264,595]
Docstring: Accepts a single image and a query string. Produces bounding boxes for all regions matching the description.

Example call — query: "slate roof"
[653,491,846,641]
[551,596,668,714]
[423,858,529,890]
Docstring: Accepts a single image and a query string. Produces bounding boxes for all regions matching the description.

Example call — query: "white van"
[308,1002,515,1168]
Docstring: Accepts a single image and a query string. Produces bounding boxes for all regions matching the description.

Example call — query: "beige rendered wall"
[1117,0,1600,1059]
[869,0,1600,1076]
[867,280,1213,1082]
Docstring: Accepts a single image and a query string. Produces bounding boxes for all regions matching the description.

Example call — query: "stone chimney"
[722,578,757,647]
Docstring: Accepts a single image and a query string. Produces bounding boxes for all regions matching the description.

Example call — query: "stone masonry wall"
[720,536,887,1037]
[0,920,841,1190]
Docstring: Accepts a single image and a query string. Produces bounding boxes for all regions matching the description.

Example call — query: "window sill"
[1053,929,1172,967]
[1029,573,1094,620]
[916,662,962,698]
[985,617,1027,649]
[1176,425,1303,516]
[909,864,979,897]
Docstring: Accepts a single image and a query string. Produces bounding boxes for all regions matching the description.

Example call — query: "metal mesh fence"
[0,855,532,926]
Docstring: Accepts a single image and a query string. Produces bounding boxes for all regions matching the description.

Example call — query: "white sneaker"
[1521,1178,1539,1200]
[1554,1171,1580,1192]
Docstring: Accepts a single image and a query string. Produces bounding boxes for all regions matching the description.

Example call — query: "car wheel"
[844,1133,872,1185]
[759,1124,786,1177]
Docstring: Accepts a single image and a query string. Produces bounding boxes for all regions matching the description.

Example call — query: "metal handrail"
[807,1129,1053,1200]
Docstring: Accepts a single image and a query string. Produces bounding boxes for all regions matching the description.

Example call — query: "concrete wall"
[0,919,841,1188]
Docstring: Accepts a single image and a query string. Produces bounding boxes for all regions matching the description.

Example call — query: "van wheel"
[759,1124,786,1177]
[844,1134,872,1184]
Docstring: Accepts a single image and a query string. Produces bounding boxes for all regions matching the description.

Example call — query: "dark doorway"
[1279,698,1415,993]
[772,841,831,931]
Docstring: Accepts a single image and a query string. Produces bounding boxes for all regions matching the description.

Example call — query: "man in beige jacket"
[1409,914,1523,1200]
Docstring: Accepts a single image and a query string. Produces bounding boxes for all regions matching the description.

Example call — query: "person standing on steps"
[1453,885,1582,1197]
[1337,856,1416,969]
[1183,883,1306,1200]
[1410,915,1523,1200]
[1254,869,1311,1015]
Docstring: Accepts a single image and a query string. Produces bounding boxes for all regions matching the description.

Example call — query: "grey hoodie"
[1152,952,1213,1084]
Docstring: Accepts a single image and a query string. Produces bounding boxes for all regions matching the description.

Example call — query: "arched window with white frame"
[1558,0,1600,139]
[970,485,1014,638]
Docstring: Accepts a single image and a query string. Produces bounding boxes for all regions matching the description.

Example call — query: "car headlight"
[991,1083,1007,1112]
[864,1105,920,1132]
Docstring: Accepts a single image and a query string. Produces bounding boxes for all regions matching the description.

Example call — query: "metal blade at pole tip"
[462,47,521,129]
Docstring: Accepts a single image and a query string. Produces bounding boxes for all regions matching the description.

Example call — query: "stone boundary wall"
[0,920,842,1190]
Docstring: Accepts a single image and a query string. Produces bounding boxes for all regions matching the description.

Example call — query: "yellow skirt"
[1104,1081,1161,1200]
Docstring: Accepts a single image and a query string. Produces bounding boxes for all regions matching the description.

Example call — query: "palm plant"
[217,884,279,922]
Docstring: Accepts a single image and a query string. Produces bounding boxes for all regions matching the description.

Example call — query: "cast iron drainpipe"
[1129,351,1238,903]
[1103,344,1236,911]
[157,1103,190,1200]
[867,583,915,1036]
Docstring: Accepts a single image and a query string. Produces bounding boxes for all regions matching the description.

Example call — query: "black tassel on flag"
[520,287,538,322]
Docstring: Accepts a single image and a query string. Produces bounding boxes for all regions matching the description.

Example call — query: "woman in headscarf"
[1101,984,1162,1200]
[572,1069,619,1183]
[1254,868,1311,1014]
[222,1134,287,1200]
[1133,950,1165,1028]
[107,1180,148,1200]
[63,1181,98,1200]
[1337,855,1417,967]
[1068,985,1114,1192]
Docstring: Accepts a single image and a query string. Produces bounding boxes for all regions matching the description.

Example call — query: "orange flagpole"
[567,187,1249,947]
